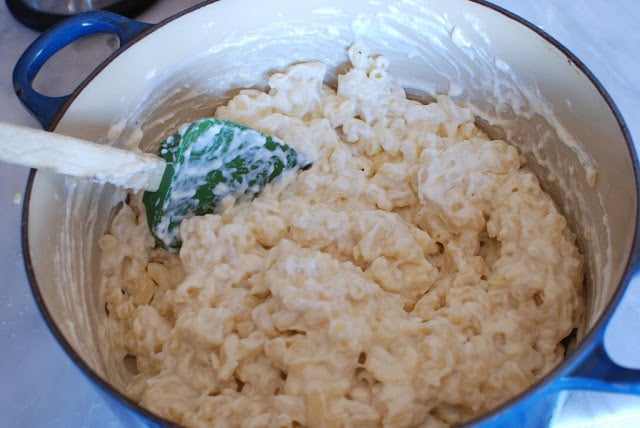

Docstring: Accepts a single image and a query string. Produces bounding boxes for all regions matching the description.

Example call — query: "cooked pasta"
[100,44,582,427]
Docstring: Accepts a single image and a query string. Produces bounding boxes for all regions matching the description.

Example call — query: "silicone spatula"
[0,118,308,251]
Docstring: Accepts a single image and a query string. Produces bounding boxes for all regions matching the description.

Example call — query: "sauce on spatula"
[143,118,309,251]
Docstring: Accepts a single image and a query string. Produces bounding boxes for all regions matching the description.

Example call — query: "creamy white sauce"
[151,119,306,249]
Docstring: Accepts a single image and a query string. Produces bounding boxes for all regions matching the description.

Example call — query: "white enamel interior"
[25,0,636,416]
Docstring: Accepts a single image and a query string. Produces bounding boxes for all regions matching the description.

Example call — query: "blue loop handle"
[556,333,640,394]
[553,273,640,395]
[12,11,152,130]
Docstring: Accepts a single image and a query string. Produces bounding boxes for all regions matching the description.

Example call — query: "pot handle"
[12,11,152,130]
[555,338,640,394]
[552,286,640,396]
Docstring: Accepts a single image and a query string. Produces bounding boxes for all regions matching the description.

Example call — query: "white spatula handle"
[0,122,165,191]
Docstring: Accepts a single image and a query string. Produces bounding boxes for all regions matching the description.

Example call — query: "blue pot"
[13,1,640,426]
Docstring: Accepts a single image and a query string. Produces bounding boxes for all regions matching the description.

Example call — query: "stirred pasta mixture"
[100,44,583,427]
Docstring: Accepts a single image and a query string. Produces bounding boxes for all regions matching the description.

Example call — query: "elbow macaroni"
[100,44,583,427]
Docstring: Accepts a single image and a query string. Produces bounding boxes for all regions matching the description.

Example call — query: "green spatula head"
[143,118,308,251]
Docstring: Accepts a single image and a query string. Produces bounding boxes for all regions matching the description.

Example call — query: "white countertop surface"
[1,1,639,426]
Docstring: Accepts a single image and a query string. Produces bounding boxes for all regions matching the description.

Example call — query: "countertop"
[1,1,639,426]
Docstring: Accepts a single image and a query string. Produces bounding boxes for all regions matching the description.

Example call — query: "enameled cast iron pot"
[12,0,640,426]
